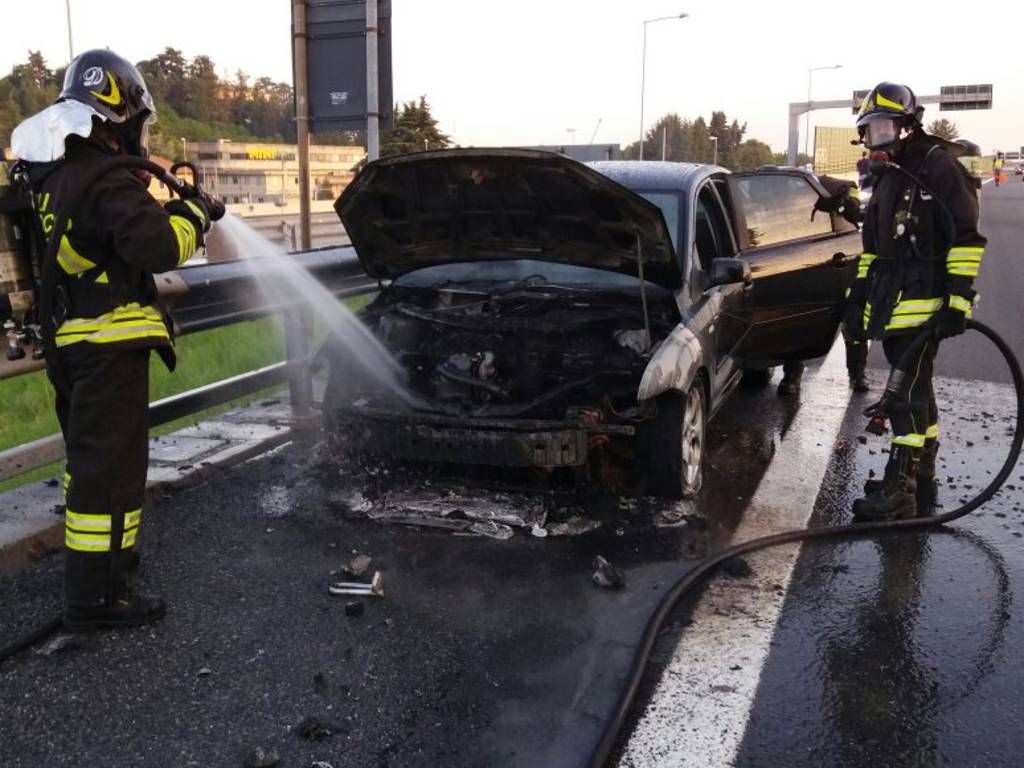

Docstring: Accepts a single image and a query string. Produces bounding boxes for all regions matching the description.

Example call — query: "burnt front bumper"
[335,406,634,468]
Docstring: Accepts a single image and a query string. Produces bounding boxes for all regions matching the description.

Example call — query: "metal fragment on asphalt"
[592,555,626,590]
[244,747,280,768]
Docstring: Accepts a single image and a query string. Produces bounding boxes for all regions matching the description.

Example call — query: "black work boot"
[915,440,939,516]
[853,445,919,521]
[121,549,141,574]
[863,440,938,516]
[848,366,870,393]
[778,362,804,396]
[64,590,166,632]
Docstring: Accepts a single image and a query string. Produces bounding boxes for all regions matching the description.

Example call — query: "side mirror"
[707,257,751,288]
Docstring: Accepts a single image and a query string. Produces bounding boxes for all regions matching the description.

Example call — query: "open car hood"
[335,149,680,289]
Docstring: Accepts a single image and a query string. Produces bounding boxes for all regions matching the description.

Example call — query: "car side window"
[694,186,733,272]
[734,174,832,248]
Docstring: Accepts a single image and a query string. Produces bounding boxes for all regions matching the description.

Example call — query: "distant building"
[184,140,366,207]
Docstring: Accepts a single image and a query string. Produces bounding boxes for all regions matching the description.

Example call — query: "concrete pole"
[804,69,812,165]
[292,0,312,251]
[787,108,801,167]
[366,0,380,161]
[661,125,667,161]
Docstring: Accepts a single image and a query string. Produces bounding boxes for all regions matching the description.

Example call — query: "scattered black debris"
[344,600,365,617]
[729,664,743,671]
[313,672,329,696]
[592,556,626,590]
[196,667,212,678]
[857,435,868,445]
[294,716,344,742]
[260,398,281,407]
[244,747,280,768]
[720,556,754,579]
[342,553,372,578]
[43,478,59,488]
[33,634,81,657]
[52,504,65,515]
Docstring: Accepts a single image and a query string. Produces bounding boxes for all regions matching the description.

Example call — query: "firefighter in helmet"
[846,82,986,520]
[10,49,224,629]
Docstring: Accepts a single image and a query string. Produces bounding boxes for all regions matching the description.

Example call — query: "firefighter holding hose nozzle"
[9,49,225,630]
[846,82,986,521]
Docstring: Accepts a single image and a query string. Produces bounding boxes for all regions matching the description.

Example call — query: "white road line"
[618,340,851,768]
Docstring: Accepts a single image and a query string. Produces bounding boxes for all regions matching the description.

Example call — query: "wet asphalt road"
[1,182,1022,767]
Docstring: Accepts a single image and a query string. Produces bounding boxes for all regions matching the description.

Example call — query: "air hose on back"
[588,319,1024,767]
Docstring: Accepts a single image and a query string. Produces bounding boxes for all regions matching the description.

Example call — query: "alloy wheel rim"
[681,387,704,489]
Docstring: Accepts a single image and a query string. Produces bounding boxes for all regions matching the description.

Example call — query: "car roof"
[587,160,720,193]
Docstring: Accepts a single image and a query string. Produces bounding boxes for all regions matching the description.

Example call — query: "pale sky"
[4,0,1021,154]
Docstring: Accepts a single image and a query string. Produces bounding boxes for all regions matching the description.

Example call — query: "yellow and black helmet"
[856,82,923,129]
[855,82,923,149]
[58,49,156,156]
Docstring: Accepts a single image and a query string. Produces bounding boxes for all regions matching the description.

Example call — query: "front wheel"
[639,378,707,498]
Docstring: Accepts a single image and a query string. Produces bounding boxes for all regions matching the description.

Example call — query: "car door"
[724,170,859,367]
[691,181,750,399]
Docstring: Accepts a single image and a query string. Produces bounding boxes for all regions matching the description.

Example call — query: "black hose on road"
[589,319,1024,768]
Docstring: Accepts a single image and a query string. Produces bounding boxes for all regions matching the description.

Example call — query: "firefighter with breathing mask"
[846,82,985,520]
[10,49,224,630]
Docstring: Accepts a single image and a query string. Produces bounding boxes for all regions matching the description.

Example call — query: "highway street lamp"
[805,64,842,167]
[639,12,689,161]
[65,0,74,61]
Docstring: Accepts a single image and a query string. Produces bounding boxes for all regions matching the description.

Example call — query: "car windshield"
[392,259,671,295]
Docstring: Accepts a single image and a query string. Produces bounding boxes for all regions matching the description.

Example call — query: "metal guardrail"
[0,245,375,484]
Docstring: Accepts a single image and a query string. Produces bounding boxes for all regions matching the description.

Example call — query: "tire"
[741,367,774,389]
[641,377,707,498]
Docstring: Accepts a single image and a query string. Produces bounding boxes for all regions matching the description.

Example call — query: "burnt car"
[326,149,860,497]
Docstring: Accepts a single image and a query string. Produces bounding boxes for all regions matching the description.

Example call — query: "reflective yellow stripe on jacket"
[55,302,169,348]
[947,246,983,278]
[169,201,206,266]
[857,252,877,280]
[883,297,945,331]
[56,234,98,275]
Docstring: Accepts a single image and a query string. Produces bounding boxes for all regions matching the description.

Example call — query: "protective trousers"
[882,335,938,452]
[48,345,150,606]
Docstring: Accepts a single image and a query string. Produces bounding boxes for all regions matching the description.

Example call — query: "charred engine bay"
[326,283,678,422]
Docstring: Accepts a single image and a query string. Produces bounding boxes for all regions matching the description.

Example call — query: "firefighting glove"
[197,191,226,222]
[931,296,971,340]
[165,198,211,245]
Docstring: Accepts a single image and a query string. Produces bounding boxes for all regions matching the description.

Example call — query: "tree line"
[623,110,798,171]
[3,50,815,171]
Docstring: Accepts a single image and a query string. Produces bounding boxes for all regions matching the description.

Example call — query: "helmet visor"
[864,118,899,149]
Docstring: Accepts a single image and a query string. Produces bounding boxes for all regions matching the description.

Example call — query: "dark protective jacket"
[852,135,986,339]
[26,137,204,369]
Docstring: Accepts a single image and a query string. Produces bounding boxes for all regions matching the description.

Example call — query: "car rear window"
[734,175,831,248]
